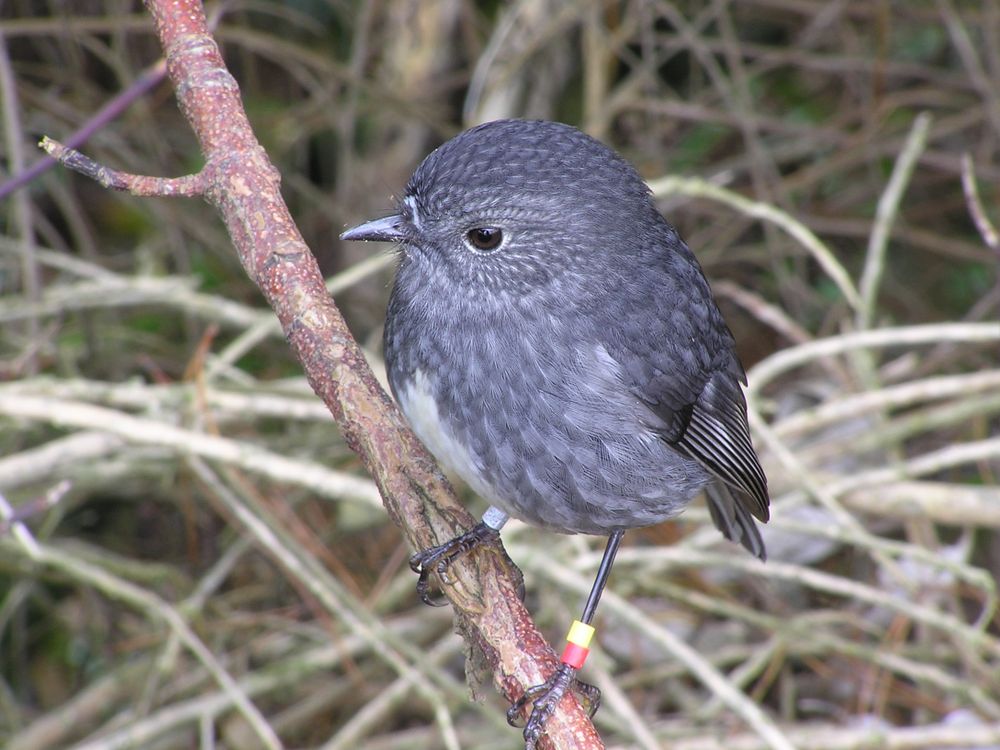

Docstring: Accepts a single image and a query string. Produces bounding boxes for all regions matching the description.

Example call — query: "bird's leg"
[409,506,509,606]
[507,529,625,749]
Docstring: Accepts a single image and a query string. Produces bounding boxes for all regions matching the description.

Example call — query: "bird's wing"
[598,263,770,533]
[672,366,770,522]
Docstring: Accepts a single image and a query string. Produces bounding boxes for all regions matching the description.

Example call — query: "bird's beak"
[340,214,406,243]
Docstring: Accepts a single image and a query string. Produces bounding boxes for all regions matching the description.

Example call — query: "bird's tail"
[705,482,766,561]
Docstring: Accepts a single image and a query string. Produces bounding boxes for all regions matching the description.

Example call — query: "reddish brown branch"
[40,137,208,195]
[38,0,603,748]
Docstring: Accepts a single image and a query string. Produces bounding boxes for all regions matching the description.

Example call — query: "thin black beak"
[340,214,406,243]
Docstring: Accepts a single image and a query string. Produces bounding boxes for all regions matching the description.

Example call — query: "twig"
[961,153,1000,253]
[666,719,1000,749]
[858,112,932,330]
[597,547,1000,661]
[747,323,1000,395]
[0,32,41,374]
[841,481,1000,528]
[0,394,382,507]
[0,480,70,534]
[712,280,813,346]
[0,2,230,201]
[207,251,395,378]
[318,636,462,750]
[772,369,1000,440]
[938,0,1000,139]
[589,665,662,750]
[40,136,209,195]
[0,275,261,327]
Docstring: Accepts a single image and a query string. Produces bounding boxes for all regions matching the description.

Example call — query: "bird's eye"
[465,227,503,252]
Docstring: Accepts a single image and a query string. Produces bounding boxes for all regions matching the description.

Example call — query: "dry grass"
[1,1,998,749]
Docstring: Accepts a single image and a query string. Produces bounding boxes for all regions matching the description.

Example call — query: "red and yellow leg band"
[560,620,596,670]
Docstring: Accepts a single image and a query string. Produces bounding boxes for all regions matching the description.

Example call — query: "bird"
[341,118,769,749]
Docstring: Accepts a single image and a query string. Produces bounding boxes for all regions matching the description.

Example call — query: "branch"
[38,1,600,748]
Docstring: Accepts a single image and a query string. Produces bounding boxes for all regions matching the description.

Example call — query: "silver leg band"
[482,505,510,531]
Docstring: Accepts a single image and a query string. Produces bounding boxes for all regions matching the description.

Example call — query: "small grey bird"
[342,119,769,748]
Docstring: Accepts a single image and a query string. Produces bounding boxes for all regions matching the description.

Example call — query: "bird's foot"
[506,663,601,750]
[408,521,500,606]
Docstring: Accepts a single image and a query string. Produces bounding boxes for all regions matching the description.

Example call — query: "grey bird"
[341,119,769,748]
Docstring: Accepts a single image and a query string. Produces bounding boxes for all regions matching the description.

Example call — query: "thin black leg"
[507,529,626,749]
[580,529,625,624]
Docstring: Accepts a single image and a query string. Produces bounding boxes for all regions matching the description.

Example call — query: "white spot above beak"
[404,195,422,231]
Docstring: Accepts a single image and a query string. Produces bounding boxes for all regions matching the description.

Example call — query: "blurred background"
[1,1,998,748]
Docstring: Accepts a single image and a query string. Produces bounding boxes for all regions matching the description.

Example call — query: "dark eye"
[465,227,503,251]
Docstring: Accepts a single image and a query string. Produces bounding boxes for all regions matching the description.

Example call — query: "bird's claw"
[507,664,602,749]
[408,521,500,606]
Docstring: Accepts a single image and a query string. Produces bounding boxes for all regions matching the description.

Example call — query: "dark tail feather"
[706,482,766,561]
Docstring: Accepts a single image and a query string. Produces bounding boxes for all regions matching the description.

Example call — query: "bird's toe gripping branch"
[408,521,501,606]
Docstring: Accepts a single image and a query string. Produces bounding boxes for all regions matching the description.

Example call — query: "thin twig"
[0,394,382,507]
[858,112,932,330]
[961,153,1000,253]
[40,136,209,196]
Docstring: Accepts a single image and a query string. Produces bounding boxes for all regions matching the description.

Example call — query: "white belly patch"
[397,369,499,503]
